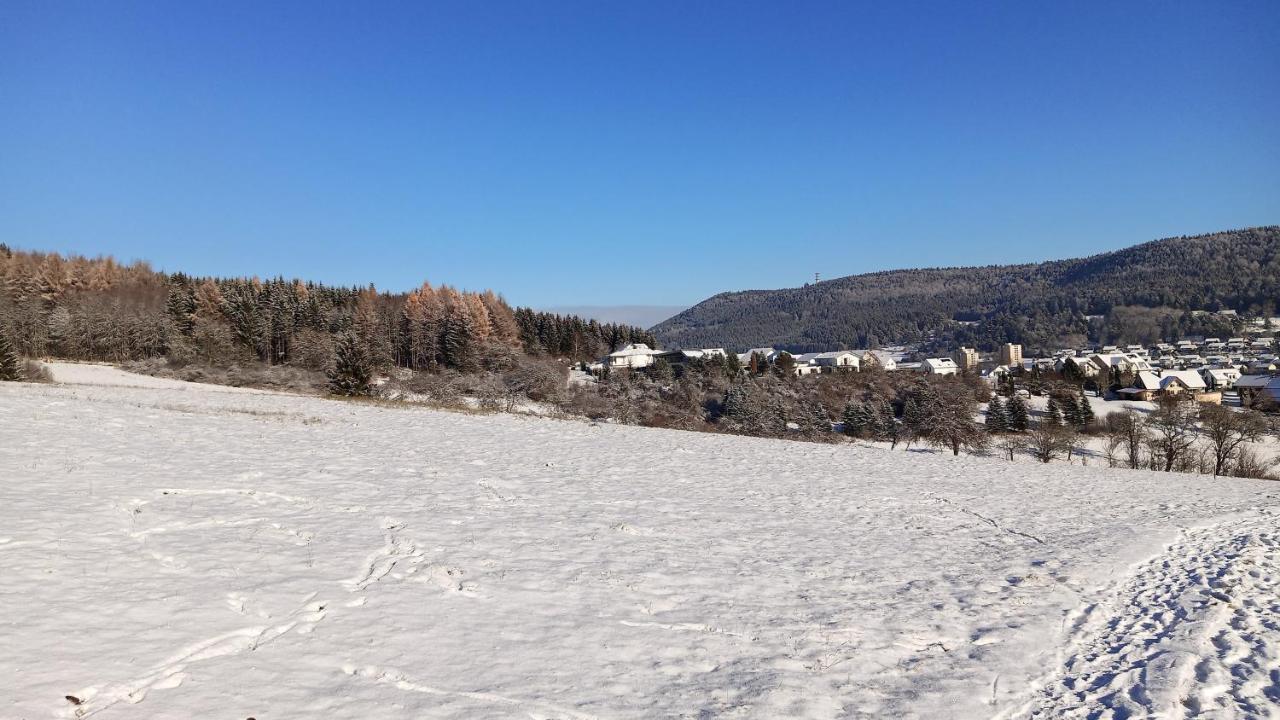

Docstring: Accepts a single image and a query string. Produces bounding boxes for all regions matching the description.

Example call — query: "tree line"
[0,245,654,390]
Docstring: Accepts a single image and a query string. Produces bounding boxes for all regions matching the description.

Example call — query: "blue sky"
[2,2,1277,308]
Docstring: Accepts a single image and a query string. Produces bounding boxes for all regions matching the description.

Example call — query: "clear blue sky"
[2,2,1277,308]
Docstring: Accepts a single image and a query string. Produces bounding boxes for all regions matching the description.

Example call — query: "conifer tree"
[842,401,870,437]
[1006,394,1030,432]
[1045,396,1064,427]
[875,400,897,439]
[1060,394,1081,427]
[804,401,831,436]
[986,396,1008,433]
[1078,388,1096,427]
[328,333,372,396]
[165,275,197,336]
[901,396,927,447]
[0,331,23,381]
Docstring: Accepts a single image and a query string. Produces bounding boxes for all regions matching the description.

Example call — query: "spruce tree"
[805,401,831,436]
[1045,396,1064,427]
[901,396,930,447]
[1078,388,1096,427]
[1060,394,1081,427]
[328,333,372,396]
[0,332,23,381]
[986,396,1008,433]
[842,401,870,437]
[874,400,902,448]
[1006,394,1029,432]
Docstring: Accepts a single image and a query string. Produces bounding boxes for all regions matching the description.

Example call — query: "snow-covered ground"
[2,364,1278,719]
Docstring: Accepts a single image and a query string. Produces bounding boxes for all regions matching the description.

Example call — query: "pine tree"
[328,333,372,396]
[842,401,870,437]
[1078,388,1096,427]
[1045,396,1064,427]
[651,357,674,381]
[804,401,831,436]
[165,276,197,336]
[1060,394,1081,427]
[877,400,902,448]
[901,396,928,447]
[0,331,23,381]
[986,396,1008,433]
[1006,394,1029,432]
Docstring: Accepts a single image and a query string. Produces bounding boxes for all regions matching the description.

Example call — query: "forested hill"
[0,246,655,371]
[652,226,1280,354]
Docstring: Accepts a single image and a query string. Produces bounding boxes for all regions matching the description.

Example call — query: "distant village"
[590,312,1280,410]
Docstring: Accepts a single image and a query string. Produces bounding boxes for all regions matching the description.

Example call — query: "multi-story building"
[998,343,1023,367]
[953,346,978,372]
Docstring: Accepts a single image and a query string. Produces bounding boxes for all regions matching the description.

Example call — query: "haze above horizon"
[2,2,1277,307]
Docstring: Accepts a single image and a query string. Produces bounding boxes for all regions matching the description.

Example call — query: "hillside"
[653,227,1280,353]
[3,365,1277,718]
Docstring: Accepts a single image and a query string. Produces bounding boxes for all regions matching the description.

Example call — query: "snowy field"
[2,364,1278,719]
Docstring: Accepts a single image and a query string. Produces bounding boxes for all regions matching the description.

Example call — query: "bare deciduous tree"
[1027,424,1075,464]
[1104,409,1146,470]
[997,434,1027,461]
[1145,396,1200,472]
[1198,404,1268,477]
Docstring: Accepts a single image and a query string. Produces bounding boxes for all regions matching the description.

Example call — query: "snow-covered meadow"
[2,364,1277,719]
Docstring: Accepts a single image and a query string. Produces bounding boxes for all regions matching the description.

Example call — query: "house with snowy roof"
[921,358,959,376]
[1118,370,1219,403]
[1200,367,1241,390]
[606,343,661,370]
[1237,374,1280,408]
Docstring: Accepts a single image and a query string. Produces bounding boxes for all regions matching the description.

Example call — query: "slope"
[653,226,1280,352]
[2,365,1277,719]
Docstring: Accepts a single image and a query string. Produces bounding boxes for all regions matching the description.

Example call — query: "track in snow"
[1009,510,1280,719]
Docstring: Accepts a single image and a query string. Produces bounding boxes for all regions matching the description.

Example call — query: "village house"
[1118,370,1221,404]
[1090,352,1152,377]
[737,347,782,366]
[811,351,860,371]
[1059,354,1100,378]
[848,349,898,371]
[606,343,661,370]
[1200,367,1241,390]
[921,357,959,376]
[1236,374,1280,408]
[654,348,727,368]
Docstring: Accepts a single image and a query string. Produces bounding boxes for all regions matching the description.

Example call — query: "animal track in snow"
[63,594,328,718]
[414,564,480,596]
[341,664,598,719]
[343,520,424,591]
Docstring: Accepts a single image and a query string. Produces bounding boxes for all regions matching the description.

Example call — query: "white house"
[607,343,660,370]
[921,358,959,376]
[737,347,780,366]
[1060,355,1100,378]
[1200,367,1241,390]
[812,351,860,370]
[857,350,898,371]
[1118,370,1215,402]
[658,348,727,365]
